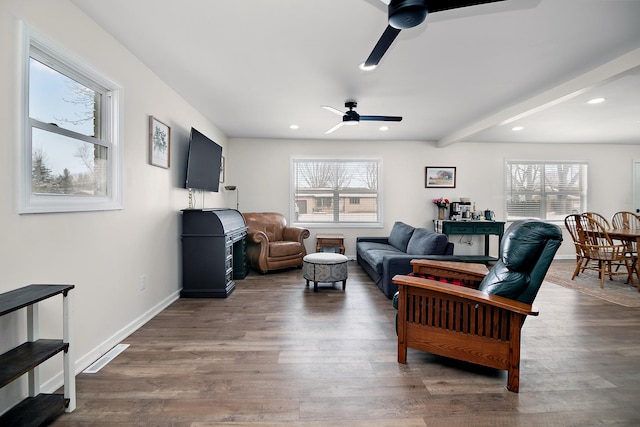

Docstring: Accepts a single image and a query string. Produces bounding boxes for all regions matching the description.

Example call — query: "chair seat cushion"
[269,241,303,257]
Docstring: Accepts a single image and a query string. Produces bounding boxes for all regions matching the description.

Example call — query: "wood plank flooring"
[52,261,640,426]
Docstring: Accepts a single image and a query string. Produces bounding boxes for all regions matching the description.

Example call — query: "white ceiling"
[70,0,640,145]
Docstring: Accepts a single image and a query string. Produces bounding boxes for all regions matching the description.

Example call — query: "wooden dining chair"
[611,211,640,230]
[611,211,640,276]
[578,215,634,288]
[583,212,611,229]
[564,214,597,279]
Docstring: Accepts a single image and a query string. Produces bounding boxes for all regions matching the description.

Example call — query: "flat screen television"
[184,127,222,192]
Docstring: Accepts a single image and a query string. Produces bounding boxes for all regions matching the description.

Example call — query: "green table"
[435,220,505,263]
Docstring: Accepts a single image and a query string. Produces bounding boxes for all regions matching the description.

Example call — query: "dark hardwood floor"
[52,261,640,426]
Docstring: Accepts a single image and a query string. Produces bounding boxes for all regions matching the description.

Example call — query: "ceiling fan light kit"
[388,0,429,29]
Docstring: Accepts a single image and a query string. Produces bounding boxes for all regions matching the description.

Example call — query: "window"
[505,161,588,221]
[292,158,382,226]
[20,26,122,213]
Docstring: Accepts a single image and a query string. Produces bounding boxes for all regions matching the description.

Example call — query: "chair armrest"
[392,274,538,316]
[410,259,489,282]
[246,230,269,244]
[283,227,310,243]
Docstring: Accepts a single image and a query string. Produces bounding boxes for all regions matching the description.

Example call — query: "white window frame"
[504,160,588,222]
[290,156,383,228]
[18,24,123,214]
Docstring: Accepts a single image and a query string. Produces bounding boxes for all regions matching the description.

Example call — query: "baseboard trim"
[41,289,181,393]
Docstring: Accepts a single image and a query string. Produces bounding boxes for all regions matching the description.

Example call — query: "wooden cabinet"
[0,284,75,426]
[181,209,247,298]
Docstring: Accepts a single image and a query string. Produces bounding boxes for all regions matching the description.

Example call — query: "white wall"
[0,0,228,411]
[227,138,640,259]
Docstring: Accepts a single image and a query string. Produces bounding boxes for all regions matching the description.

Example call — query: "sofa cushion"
[269,241,303,257]
[357,242,404,274]
[388,221,415,252]
[406,228,449,255]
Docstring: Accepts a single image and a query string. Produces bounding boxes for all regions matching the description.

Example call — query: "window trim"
[290,156,384,228]
[504,159,588,222]
[18,24,123,214]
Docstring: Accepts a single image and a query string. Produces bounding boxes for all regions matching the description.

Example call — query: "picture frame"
[425,166,456,188]
[219,156,225,183]
[149,116,171,169]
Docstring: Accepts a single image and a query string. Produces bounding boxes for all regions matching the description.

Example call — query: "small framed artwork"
[425,166,456,188]
[219,156,225,183]
[149,116,171,169]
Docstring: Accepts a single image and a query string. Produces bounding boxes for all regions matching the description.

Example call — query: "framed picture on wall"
[425,166,456,188]
[149,116,171,169]
[220,156,225,183]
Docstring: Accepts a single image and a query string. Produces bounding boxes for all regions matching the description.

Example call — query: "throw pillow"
[388,221,415,252]
[406,228,448,255]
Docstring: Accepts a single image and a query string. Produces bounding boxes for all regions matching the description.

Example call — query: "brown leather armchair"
[242,212,310,273]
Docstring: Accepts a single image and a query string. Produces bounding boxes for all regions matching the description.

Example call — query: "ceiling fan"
[322,101,402,134]
[363,0,506,68]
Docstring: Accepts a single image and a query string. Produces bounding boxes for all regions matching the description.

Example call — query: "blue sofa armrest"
[380,254,462,299]
[444,241,454,255]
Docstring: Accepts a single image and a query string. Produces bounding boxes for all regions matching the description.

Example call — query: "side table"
[315,233,345,254]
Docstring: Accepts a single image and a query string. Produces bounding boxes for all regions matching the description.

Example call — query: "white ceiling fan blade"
[322,105,345,116]
[325,121,345,134]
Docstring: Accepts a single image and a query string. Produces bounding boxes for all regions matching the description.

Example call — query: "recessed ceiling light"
[587,97,605,104]
[379,126,389,131]
[289,124,299,130]
[359,62,377,71]
[512,126,524,131]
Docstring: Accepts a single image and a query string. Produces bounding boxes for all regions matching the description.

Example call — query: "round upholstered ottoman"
[303,252,348,292]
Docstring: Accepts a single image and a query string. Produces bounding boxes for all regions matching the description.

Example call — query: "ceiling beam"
[436,47,640,147]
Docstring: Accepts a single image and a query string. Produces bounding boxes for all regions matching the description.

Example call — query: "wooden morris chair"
[392,220,563,392]
[242,212,310,273]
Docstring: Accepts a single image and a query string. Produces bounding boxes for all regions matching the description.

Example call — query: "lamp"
[225,185,239,210]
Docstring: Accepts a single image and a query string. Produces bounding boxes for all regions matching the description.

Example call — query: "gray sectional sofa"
[356,221,458,298]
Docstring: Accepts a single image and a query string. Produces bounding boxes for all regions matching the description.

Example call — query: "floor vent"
[83,343,129,374]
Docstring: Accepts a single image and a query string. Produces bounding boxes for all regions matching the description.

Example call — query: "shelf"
[0,393,68,427]
[0,284,74,316]
[0,340,68,387]
[0,284,75,426]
